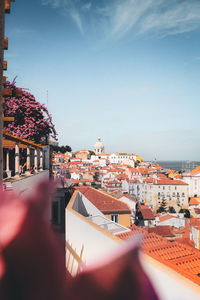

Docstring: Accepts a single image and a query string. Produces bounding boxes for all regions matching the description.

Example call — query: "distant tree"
[157,199,168,213]
[64,145,72,152]
[51,145,59,153]
[179,208,190,218]
[168,206,176,213]
[51,145,72,153]
[88,150,95,156]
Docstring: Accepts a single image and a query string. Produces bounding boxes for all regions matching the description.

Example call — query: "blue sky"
[4,0,200,160]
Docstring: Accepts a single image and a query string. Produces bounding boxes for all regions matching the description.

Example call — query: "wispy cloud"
[41,0,200,39]
[70,9,84,34]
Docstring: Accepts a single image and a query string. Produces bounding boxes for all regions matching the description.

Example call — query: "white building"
[94,137,104,155]
[191,225,200,250]
[143,179,189,211]
[122,179,144,203]
[157,214,185,228]
[109,153,136,164]
[181,166,200,197]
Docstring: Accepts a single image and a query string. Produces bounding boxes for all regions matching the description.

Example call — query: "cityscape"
[1,1,200,300]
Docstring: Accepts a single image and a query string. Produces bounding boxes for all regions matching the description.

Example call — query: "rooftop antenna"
[46,90,48,108]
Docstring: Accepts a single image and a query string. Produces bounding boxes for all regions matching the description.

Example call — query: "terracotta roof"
[129,168,139,173]
[148,226,175,237]
[156,179,188,185]
[165,169,176,173]
[194,208,200,214]
[139,206,155,220]
[143,178,154,183]
[117,225,200,285]
[77,186,131,213]
[158,214,177,222]
[176,237,195,248]
[189,197,200,205]
[190,166,200,175]
[119,194,137,203]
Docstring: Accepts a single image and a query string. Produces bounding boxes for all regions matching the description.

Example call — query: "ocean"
[156,161,200,172]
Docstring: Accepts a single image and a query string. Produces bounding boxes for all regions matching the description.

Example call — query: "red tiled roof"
[156,179,188,185]
[77,186,131,213]
[119,194,137,203]
[194,208,200,214]
[129,168,139,173]
[176,237,195,248]
[190,166,200,175]
[139,206,155,220]
[148,226,175,237]
[158,214,177,222]
[189,197,200,205]
[143,178,154,183]
[117,225,200,285]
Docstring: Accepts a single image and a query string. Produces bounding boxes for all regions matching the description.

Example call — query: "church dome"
[94,137,104,155]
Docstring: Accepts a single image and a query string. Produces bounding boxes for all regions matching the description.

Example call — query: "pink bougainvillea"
[4,81,57,143]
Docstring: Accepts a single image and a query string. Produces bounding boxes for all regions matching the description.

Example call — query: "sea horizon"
[155,160,200,172]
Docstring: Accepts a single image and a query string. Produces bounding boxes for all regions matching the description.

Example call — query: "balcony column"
[15,143,20,177]
[34,148,38,172]
[26,147,31,174]
[39,149,43,171]
[6,149,11,177]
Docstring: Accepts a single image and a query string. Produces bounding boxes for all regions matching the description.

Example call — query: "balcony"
[3,170,49,196]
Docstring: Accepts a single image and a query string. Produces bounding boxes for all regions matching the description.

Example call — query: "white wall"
[65,208,119,275]
[158,217,185,228]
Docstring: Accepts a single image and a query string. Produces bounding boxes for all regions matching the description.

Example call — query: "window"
[175,186,177,190]
[182,192,185,197]
[163,186,165,190]
[168,186,171,190]
[111,214,118,223]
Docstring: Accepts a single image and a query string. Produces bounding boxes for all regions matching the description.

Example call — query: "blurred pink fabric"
[0,181,158,300]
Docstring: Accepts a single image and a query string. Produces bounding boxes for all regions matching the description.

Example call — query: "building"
[76,186,131,227]
[75,150,90,160]
[65,193,200,298]
[109,153,137,164]
[94,137,104,155]
[181,166,200,197]
[143,179,189,211]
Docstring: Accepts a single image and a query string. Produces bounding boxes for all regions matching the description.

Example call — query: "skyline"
[4,0,200,160]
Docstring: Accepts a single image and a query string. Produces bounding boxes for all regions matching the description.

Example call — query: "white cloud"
[70,9,84,34]
[41,0,200,39]
[82,2,92,12]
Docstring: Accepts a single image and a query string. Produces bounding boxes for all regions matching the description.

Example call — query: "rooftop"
[76,186,131,213]
[117,225,200,286]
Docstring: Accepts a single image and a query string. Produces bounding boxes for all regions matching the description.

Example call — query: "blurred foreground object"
[0,181,158,300]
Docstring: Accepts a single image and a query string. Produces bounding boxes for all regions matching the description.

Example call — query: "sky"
[4,0,200,160]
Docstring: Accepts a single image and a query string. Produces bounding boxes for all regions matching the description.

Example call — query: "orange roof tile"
[77,186,131,213]
[189,197,200,205]
[158,214,177,222]
[117,225,200,285]
[139,206,155,220]
[190,166,200,175]
[156,179,188,185]
[148,226,175,237]
[119,194,137,203]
